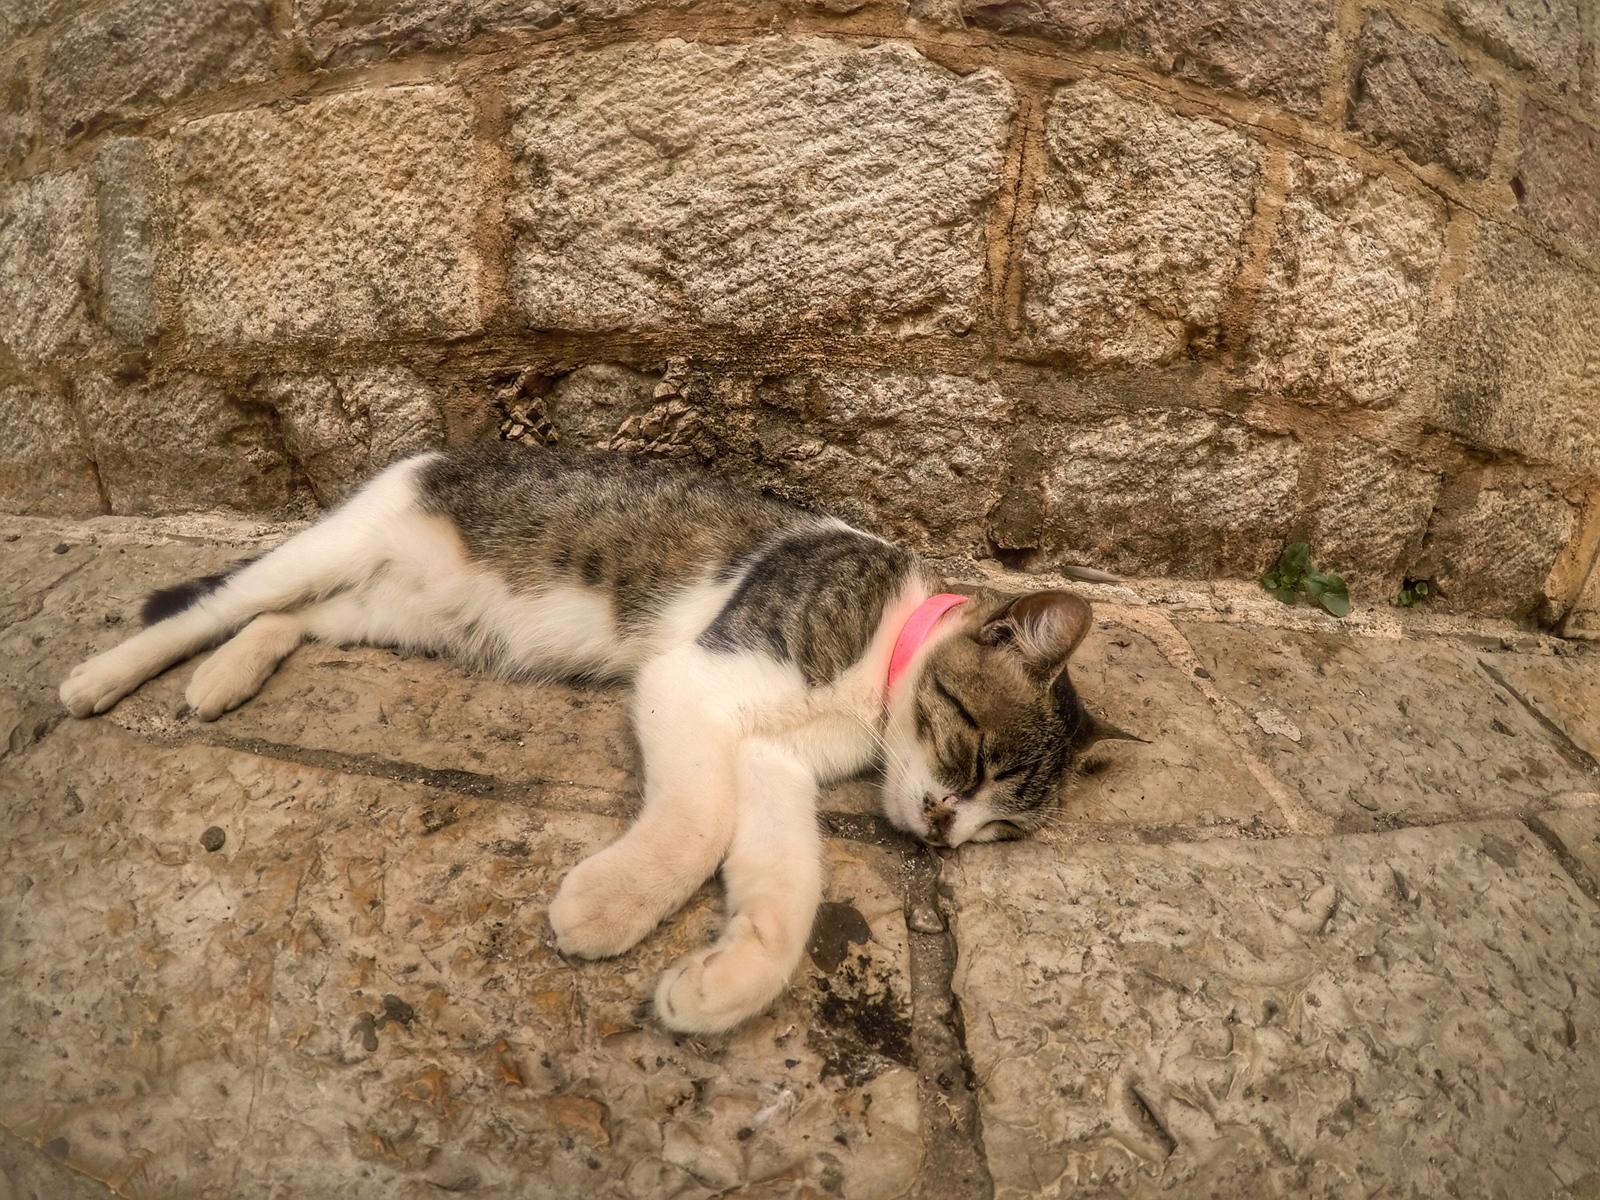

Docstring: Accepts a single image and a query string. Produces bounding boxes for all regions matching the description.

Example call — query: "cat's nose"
[921,794,959,846]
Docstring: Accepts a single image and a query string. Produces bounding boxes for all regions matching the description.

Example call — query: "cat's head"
[880,589,1133,846]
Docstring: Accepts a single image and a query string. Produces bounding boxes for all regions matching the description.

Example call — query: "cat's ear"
[979,590,1093,678]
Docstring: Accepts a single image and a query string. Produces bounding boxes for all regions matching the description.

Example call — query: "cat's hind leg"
[185,612,305,720]
[60,454,434,717]
[653,735,822,1034]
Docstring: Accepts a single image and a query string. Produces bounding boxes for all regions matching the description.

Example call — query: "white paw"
[186,648,262,722]
[547,853,670,960]
[653,920,793,1035]
[59,648,146,718]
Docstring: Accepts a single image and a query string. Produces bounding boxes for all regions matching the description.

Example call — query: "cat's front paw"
[653,919,794,1035]
[547,853,668,960]
[59,649,144,717]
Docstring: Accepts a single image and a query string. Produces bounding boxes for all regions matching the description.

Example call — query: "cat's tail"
[59,454,436,717]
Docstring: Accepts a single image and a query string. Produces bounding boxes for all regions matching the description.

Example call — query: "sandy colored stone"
[1433,226,1600,476]
[0,381,102,517]
[1516,98,1600,253]
[1245,154,1445,407]
[1488,650,1600,762]
[1534,807,1600,898]
[1569,554,1600,640]
[0,1123,115,1200]
[1054,620,1284,835]
[1445,0,1581,92]
[1307,438,1440,601]
[0,0,89,48]
[1036,409,1302,578]
[39,0,274,142]
[946,821,1600,1198]
[256,367,446,506]
[76,372,296,515]
[0,720,922,1198]
[0,171,88,367]
[1181,622,1599,826]
[0,52,34,173]
[1411,474,1579,618]
[172,85,483,347]
[1023,81,1261,364]
[912,0,1334,115]
[505,37,1012,336]
[95,138,164,345]
[1349,7,1500,178]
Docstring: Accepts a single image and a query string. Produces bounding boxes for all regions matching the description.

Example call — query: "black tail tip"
[140,557,257,626]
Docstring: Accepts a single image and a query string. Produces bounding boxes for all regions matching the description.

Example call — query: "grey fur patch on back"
[418,442,803,629]
[700,527,915,685]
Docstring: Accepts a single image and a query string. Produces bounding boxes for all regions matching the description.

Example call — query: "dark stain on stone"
[42,1137,68,1160]
[199,826,226,852]
[809,959,915,1086]
[352,1012,378,1052]
[806,901,872,974]
[53,542,70,554]
[379,994,416,1028]
[420,803,459,834]
[1480,833,1520,869]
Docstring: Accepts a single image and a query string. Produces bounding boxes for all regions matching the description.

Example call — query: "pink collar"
[886,593,969,693]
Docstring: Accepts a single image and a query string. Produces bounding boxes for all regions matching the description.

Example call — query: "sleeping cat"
[59,442,1127,1034]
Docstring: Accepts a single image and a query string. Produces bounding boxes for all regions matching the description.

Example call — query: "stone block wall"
[1,0,1597,627]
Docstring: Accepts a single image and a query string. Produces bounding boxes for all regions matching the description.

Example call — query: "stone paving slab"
[944,821,1600,1199]
[1485,653,1600,764]
[0,720,924,1199]
[1533,807,1600,901]
[1180,622,1600,827]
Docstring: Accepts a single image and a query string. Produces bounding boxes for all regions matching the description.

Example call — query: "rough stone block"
[95,138,163,344]
[0,381,102,516]
[0,52,35,173]
[76,372,295,514]
[1057,618,1285,834]
[505,38,1012,336]
[0,171,88,367]
[1023,81,1261,365]
[910,0,1335,115]
[1036,409,1302,578]
[1245,154,1446,406]
[1569,556,1600,640]
[1445,0,1581,92]
[1516,99,1600,251]
[1433,225,1600,475]
[1486,652,1600,764]
[1308,438,1440,601]
[257,367,445,505]
[0,720,924,1198]
[40,0,275,142]
[295,0,651,63]
[946,821,1600,1198]
[1534,808,1600,897]
[0,0,87,50]
[1412,474,1579,617]
[1349,7,1499,178]
[173,86,484,347]
[1181,623,1599,825]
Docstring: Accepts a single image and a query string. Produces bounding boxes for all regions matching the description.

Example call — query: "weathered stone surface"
[0,52,34,173]
[912,0,1335,115]
[95,138,164,345]
[0,1123,115,1199]
[1433,225,1600,475]
[1489,651,1600,763]
[1307,438,1439,600]
[1181,623,1599,825]
[1569,554,1600,640]
[1516,99,1600,251]
[1412,474,1579,617]
[1056,619,1284,834]
[1445,0,1581,92]
[257,366,446,505]
[505,38,1012,336]
[295,0,653,63]
[76,372,296,514]
[1349,7,1499,178]
[1023,81,1260,365]
[173,86,483,347]
[40,0,275,142]
[1035,409,1302,578]
[1535,808,1600,897]
[1245,154,1446,407]
[0,381,101,516]
[0,171,88,367]
[0,719,923,1198]
[946,821,1600,1198]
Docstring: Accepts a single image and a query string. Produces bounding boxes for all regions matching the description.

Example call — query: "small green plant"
[1260,542,1350,617]
[1397,577,1436,607]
